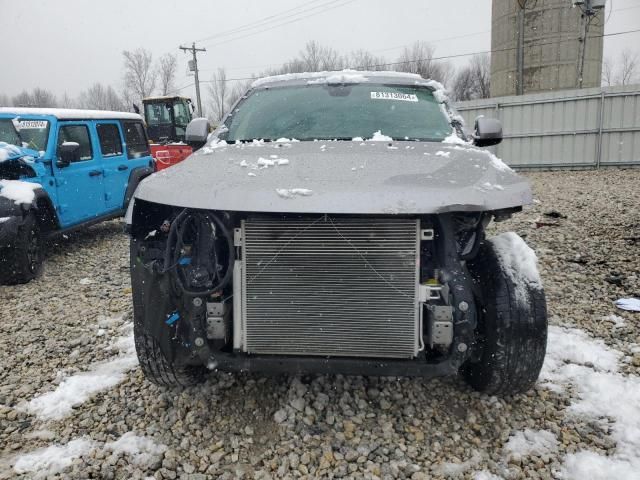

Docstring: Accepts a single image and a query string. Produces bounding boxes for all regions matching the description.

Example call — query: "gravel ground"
[0,169,639,480]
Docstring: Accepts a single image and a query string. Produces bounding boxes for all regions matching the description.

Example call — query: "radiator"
[241,216,420,358]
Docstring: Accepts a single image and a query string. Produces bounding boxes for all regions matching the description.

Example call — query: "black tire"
[462,235,547,395]
[0,212,44,285]
[131,240,205,388]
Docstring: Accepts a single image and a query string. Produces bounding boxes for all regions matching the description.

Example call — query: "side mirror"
[473,117,502,147]
[57,141,80,167]
[185,118,211,151]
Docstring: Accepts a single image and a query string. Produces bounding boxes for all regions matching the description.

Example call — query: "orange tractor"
[141,96,194,171]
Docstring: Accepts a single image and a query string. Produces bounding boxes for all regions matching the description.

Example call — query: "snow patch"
[0,141,22,161]
[489,232,542,307]
[307,72,369,84]
[443,132,469,145]
[435,150,451,158]
[13,438,95,478]
[104,432,167,467]
[503,429,558,459]
[252,69,423,88]
[433,451,482,477]
[0,217,10,223]
[603,314,626,328]
[615,298,640,312]
[0,179,41,205]
[23,322,137,420]
[275,188,313,199]
[369,130,392,142]
[540,326,640,480]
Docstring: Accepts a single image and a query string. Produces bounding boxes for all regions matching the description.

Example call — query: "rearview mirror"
[57,141,80,167]
[473,117,502,147]
[185,118,211,151]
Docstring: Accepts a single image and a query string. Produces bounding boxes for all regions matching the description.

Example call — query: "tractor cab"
[142,96,193,144]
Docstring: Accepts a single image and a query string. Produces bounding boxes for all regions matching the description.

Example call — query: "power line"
[194,0,335,44]
[194,27,640,85]
[200,0,356,49]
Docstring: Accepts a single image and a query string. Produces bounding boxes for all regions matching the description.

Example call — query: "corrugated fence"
[455,84,640,168]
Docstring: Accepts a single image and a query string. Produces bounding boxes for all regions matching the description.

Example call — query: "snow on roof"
[251,69,433,88]
[0,107,142,121]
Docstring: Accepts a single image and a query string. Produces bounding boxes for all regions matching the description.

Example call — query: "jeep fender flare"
[0,187,59,230]
[124,165,154,210]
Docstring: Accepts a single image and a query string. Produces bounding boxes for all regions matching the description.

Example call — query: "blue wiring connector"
[165,311,180,325]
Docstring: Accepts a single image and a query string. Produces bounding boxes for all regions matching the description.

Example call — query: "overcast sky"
[2,0,639,100]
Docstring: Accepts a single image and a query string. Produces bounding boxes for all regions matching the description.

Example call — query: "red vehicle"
[142,96,194,171]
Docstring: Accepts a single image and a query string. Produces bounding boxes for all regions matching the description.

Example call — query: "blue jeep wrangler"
[0,108,154,284]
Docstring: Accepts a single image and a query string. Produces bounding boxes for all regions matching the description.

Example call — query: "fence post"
[595,90,605,169]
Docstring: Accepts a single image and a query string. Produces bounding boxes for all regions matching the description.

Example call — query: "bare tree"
[78,83,125,111]
[619,50,638,86]
[12,88,57,107]
[60,93,76,108]
[157,53,178,96]
[348,49,387,71]
[122,48,157,106]
[299,41,345,72]
[451,54,491,101]
[0,94,10,107]
[207,68,229,122]
[395,41,450,84]
[602,57,614,87]
[602,50,639,86]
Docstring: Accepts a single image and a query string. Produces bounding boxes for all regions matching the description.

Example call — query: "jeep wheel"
[462,233,547,395]
[130,240,205,388]
[0,212,44,285]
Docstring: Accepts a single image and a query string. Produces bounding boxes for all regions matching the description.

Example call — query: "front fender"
[123,166,154,210]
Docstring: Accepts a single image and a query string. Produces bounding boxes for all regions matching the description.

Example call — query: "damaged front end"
[129,199,518,378]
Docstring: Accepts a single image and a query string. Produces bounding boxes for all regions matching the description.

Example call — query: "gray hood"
[134,140,531,214]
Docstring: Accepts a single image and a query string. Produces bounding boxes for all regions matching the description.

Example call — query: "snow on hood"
[0,142,23,162]
[0,142,38,164]
[0,180,41,205]
[133,141,531,215]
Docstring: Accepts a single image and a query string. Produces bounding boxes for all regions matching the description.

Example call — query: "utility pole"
[516,3,525,95]
[179,42,206,117]
[575,0,606,88]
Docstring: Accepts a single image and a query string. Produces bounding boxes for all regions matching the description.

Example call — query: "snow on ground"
[13,438,94,478]
[13,432,166,477]
[0,179,41,205]
[541,325,640,480]
[433,450,482,477]
[104,432,167,467]
[503,429,558,460]
[22,319,136,420]
[435,150,451,158]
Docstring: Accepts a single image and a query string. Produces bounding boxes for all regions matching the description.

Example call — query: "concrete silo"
[490,0,604,97]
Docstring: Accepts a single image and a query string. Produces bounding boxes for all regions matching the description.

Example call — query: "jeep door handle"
[117,165,128,171]
[89,170,102,177]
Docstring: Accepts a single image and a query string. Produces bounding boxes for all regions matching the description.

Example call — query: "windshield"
[223,84,453,142]
[13,119,50,151]
[145,102,172,126]
[0,119,21,146]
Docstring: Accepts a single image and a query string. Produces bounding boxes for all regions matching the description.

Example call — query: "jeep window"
[0,119,21,147]
[97,124,123,157]
[123,121,149,159]
[10,119,50,151]
[224,84,453,142]
[58,125,92,161]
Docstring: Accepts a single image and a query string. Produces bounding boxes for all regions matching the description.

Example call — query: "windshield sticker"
[370,92,418,102]
[15,120,48,130]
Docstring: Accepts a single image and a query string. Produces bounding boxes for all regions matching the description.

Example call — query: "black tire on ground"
[130,240,205,388]
[462,236,548,395]
[0,212,44,285]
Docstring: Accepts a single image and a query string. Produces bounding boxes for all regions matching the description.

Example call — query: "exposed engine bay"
[130,200,517,376]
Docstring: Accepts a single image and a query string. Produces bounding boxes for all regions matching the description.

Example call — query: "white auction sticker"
[370,92,418,102]
[16,120,48,129]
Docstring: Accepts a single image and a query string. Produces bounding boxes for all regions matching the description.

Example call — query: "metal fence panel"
[455,85,640,168]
